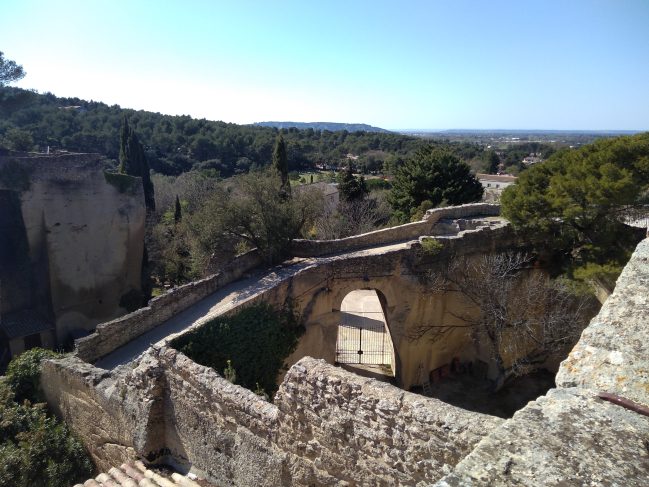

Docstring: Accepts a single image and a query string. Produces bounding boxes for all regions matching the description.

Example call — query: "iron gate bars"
[336,320,390,365]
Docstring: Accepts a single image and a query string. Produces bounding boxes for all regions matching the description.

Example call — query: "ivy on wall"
[0,159,33,193]
[103,171,136,195]
[170,301,304,395]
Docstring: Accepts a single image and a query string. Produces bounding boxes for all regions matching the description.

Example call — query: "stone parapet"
[289,203,501,257]
[43,349,502,486]
[74,249,264,363]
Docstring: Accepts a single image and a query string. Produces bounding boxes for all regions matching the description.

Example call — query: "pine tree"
[482,150,500,174]
[174,195,182,223]
[272,134,289,188]
[388,147,483,223]
[338,162,369,202]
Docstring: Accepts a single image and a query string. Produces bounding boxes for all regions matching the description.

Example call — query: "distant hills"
[252,121,391,133]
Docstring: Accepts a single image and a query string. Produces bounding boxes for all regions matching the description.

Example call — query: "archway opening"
[335,289,395,382]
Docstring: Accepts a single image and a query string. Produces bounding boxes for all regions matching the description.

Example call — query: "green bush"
[421,238,443,255]
[103,171,136,194]
[170,301,304,395]
[365,178,391,191]
[0,350,95,487]
[2,349,62,404]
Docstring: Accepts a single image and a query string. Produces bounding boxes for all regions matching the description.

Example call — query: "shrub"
[170,301,304,395]
[0,350,95,487]
[2,349,62,404]
[421,238,443,255]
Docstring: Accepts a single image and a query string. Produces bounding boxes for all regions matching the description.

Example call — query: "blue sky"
[1,0,648,130]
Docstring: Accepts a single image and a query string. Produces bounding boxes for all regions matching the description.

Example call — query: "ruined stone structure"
[0,153,145,359]
[42,236,649,486]
[43,350,502,486]
[74,204,519,389]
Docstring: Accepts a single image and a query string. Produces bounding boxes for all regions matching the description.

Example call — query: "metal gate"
[336,321,392,365]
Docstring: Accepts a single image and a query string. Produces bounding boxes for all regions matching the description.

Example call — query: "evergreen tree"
[272,134,289,188]
[338,162,369,202]
[118,116,155,211]
[482,149,500,174]
[174,195,182,223]
[118,116,133,174]
[501,132,649,281]
[388,147,483,223]
[139,141,155,211]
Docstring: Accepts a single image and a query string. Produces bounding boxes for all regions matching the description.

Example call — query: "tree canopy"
[481,149,500,174]
[0,87,427,176]
[338,162,369,202]
[501,132,649,283]
[388,146,484,222]
[187,169,323,265]
[0,52,25,86]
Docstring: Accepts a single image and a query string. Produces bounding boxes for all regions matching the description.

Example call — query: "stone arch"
[331,281,403,386]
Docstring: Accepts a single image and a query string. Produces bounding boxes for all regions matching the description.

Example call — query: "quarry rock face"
[434,238,649,487]
[0,153,145,352]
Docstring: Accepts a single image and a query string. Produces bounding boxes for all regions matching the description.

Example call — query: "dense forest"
[252,121,391,133]
[0,86,570,188]
[0,87,425,177]
[0,87,558,179]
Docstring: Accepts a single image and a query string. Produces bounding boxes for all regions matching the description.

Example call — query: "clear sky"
[1,0,648,130]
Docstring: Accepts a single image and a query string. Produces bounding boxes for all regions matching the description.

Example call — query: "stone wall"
[42,350,502,487]
[289,203,501,257]
[0,153,147,348]
[74,250,264,363]
[434,237,649,486]
[74,203,503,366]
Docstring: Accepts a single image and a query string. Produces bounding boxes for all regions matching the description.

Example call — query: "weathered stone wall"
[0,153,147,347]
[74,204,505,367]
[289,203,501,257]
[42,350,502,486]
[74,249,264,363]
[434,237,649,486]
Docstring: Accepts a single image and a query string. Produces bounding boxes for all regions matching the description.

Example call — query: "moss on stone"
[104,171,136,194]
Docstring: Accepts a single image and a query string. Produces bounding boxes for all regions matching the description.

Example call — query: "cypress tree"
[272,134,289,188]
[118,116,155,211]
[118,116,131,174]
[174,195,182,223]
[139,141,155,211]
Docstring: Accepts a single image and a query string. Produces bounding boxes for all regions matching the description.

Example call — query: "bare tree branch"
[407,251,590,390]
